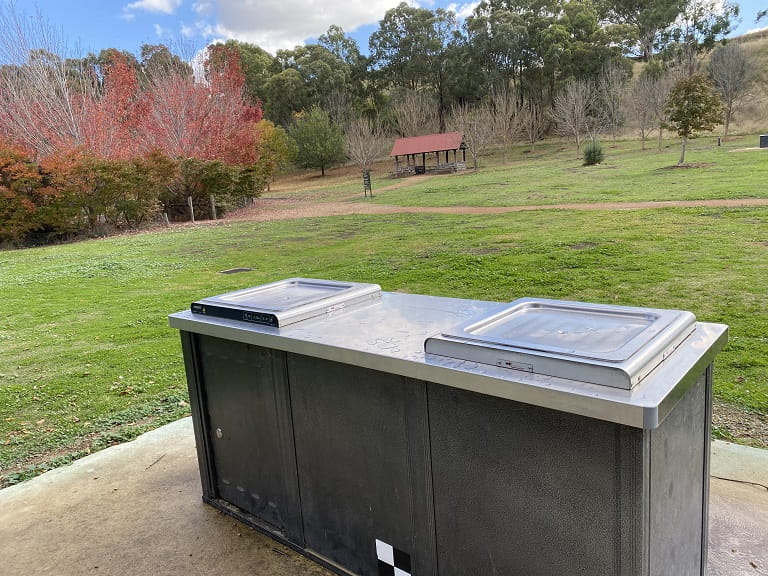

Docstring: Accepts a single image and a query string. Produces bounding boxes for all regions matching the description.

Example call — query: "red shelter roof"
[390,132,464,157]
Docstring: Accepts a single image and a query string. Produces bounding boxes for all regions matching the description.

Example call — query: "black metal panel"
[428,383,641,576]
[648,373,709,576]
[195,335,297,536]
[179,332,216,500]
[288,354,435,576]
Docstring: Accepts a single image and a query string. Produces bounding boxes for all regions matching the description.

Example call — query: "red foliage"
[79,53,145,160]
[0,139,48,242]
[0,45,265,243]
[141,45,263,164]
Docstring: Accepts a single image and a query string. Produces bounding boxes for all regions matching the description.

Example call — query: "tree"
[345,117,387,173]
[518,100,547,152]
[663,73,723,165]
[597,61,629,141]
[142,45,263,164]
[490,88,521,163]
[0,139,45,243]
[449,101,494,170]
[264,68,309,128]
[551,79,597,154]
[139,43,192,82]
[221,40,276,106]
[369,3,457,129]
[156,157,263,221]
[254,120,297,190]
[599,0,686,61]
[289,106,346,176]
[663,0,738,76]
[628,75,659,149]
[0,3,98,158]
[391,89,439,137]
[708,43,750,142]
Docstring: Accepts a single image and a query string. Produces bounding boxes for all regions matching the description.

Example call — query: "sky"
[8,0,768,60]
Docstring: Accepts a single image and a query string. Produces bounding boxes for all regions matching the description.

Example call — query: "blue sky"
[11,0,768,59]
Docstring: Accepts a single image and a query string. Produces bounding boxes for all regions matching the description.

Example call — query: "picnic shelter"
[390,131,467,177]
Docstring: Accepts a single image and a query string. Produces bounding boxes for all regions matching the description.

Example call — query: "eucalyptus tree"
[661,0,738,76]
[465,0,618,108]
[220,40,276,106]
[369,3,458,131]
[464,0,538,99]
[598,0,686,61]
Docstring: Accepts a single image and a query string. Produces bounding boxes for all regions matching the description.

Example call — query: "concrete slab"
[1,419,766,576]
[0,418,331,576]
[708,440,768,576]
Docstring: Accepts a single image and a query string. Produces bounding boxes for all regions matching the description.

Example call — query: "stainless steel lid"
[191,278,381,327]
[424,298,697,389]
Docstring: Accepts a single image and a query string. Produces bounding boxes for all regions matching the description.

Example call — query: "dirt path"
[232,196,768,222]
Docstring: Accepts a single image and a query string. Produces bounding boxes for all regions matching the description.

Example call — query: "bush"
[583,140,604,166]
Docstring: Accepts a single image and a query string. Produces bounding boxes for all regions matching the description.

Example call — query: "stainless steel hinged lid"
[424,298,697,389]
[191,278,381,327]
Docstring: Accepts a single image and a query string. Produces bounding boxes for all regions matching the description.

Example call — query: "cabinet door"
[428,382,640,576]
[197,335,295,533]
[288,354,435,576]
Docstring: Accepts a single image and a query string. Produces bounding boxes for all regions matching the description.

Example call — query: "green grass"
[2,139,768,486]
[360,136,768,207]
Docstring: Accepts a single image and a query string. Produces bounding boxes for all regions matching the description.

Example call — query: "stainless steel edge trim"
[169,292,728,429]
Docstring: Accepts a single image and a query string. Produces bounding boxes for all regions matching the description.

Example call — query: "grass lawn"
[2,136,767,486]
[340,135,768,207]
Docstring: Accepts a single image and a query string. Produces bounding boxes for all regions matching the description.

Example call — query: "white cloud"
[123,0,183,16]
[193,1,214,16]
[446,2,478,20]
[181,23,195,37]
[213,0,406,53]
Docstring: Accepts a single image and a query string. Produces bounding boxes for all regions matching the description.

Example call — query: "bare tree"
[0,3,97,158]
[628,69,677,151]
[708,43,750,142]
[448,101,494,170]
[627,75,658,150]
[597,62,628,141]
[490,88,520,163]
[551,80,596,155]
[518,100,547,152]
[345,116,388,172]
[391,89,439,137]
[324,88,352,127]
[651,72,678,151]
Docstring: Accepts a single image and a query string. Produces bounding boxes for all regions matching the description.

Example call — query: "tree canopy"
[663,73,723,165]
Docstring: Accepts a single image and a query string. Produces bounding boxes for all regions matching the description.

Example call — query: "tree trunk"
[678,135,687,166]
[658,126,663,151]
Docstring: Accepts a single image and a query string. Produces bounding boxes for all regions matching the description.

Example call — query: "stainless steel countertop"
[169,292,728,429]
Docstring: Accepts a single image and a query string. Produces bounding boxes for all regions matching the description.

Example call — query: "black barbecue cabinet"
[170,278,727,576]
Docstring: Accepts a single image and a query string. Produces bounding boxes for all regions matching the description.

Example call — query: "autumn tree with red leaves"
[142,45,263,164]
[0,4,268,243]
[79,53,146,160]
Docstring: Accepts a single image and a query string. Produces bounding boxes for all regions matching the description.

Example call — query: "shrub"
[583,140,604,166]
